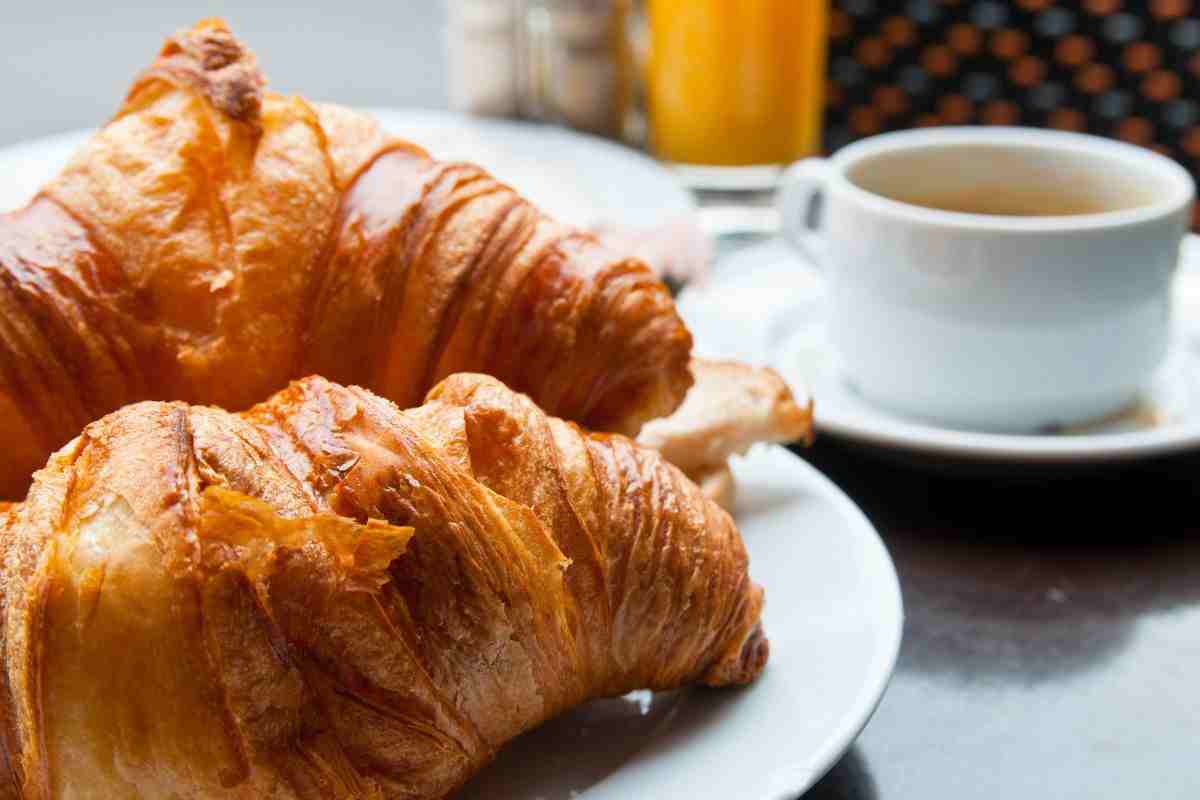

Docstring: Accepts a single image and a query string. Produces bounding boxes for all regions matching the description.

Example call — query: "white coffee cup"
[777,127,1195,433]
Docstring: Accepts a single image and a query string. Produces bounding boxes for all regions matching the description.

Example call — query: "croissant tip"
[134,17,265,125]
[737,624,771,682]
[702,623,770,688]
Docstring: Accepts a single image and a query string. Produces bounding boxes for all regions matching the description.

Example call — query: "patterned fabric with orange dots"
[825,0,1200,227]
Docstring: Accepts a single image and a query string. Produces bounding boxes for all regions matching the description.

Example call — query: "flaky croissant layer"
[0,373,765,799]
[0,18,693,498]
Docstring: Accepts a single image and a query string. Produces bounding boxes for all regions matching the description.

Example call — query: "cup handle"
[777,157,833,268]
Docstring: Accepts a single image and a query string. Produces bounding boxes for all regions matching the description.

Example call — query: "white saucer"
[0,108,694,229]
[458,444,902,799]
[681,237,1200,464]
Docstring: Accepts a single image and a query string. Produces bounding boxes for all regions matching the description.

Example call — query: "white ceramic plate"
[681,237,1200,465]
[0,118,900,796]
[0,108,695,228]
[458,444,902,799]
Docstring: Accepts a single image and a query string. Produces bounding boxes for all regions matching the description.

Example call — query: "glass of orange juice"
[645,0,828,176]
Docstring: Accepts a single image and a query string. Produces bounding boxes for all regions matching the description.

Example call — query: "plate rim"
[815,401,1200,464]
[751,446,903,794]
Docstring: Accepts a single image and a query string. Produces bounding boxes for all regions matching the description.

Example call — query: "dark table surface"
[8,5,1200,797]
[800,440,1200,800]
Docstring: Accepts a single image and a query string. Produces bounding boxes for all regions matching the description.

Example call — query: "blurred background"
[5,0,1199,231]
[0,2,446,146]
[824,0,1200,227]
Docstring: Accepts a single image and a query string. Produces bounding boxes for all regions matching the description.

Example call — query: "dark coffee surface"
[866,186,1118,216]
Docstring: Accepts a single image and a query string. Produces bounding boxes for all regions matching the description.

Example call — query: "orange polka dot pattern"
[826,0,1200,227]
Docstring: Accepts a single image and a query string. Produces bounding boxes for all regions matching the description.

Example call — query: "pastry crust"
[0,373,765,798]
[0,19,692,498]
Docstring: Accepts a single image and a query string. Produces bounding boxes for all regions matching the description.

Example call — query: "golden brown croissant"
[0,372,765,798]
[0,18,693,499]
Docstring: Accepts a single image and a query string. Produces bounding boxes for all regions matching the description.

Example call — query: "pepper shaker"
[517,0,635,139]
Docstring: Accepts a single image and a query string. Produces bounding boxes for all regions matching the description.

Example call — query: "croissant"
[0,18,693,499]
[0,372,766,798]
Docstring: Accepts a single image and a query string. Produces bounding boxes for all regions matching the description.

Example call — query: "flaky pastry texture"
[0,18,692,497]
[0,373,764,799]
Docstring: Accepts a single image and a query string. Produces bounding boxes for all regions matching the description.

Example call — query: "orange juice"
[646,0,828,166]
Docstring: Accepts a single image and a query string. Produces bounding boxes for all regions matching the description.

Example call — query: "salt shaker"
[445,0,521,116]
